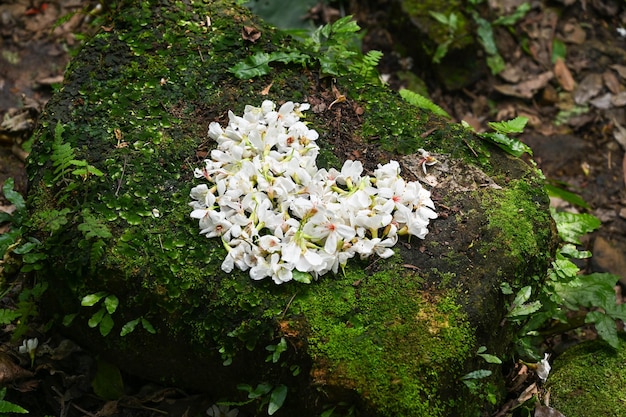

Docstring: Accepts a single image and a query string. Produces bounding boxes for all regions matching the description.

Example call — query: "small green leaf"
[248,383,272,399]
[0,309,22,325]
[429,11,450,25]
[141,318,156,334]
[292,270,312,284]
[493,2,531,26]
[481,131,532,157]
[552,39,567,63]
[478,353,502,364]
[81,291,108,306]
[268,384,288,415]
[99,313,114,337]
[488,116,528,134]
[88,307,106,328]
[104,295,119,315]
[120,318,139,336]
[1,178,25,212]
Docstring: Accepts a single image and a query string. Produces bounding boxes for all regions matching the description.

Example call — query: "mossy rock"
[547,336,626,417]
[25,1,556,416]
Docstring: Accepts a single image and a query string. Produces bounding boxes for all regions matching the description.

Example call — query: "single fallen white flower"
[536,352,551,382]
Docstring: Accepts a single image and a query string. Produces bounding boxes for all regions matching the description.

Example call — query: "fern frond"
[50,122,77,182]
[78,209,112,240]
[399,88,451,119]
[89,239,106,273]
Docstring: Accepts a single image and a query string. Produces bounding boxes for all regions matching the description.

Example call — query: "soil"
[1,0,625,416]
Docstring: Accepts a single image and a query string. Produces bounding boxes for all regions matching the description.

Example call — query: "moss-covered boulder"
[547,337,626,417]
[25,1,556,416]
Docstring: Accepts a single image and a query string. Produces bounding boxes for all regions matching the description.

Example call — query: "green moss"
[294,260,476,416]
[548,336,626,417]
[481,179,553,277]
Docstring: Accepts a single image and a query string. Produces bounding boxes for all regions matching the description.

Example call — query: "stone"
[25,1,556,416]
[547,336,626,416]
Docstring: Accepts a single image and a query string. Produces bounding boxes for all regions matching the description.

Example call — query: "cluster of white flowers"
[189,100,437,284]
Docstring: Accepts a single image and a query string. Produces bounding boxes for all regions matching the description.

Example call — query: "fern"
[78,209,112,240]
[49,122,104,184]
[50,122,78,183]
[89,239,106,273]
[399,88,451,118]
[352,50,383,81]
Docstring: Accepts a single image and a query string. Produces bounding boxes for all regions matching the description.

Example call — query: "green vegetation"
[508,209,623,357]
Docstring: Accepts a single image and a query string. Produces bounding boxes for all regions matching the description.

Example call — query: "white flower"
[189,101,438,284]
[536,353,551,382]
[19,338,38,367]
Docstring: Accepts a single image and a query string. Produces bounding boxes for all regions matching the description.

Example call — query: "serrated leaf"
[551,210,601,244]
[585,311,620,349]
[82,291,108,306]
[0,309,22,325]
[230,52,273,79]
[268,384,288,415]
[488,117,528,134]
[555,273,619,311]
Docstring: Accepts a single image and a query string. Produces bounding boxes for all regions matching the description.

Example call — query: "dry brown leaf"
[0,352,34,385]
[561,21,586,44]
[554,58,575,91]
[494,72,554,99]
[611,91,626,107]
[260,82,273,95]
[574,73,604,105]
[603,70,621,94]
[610,64,626,79]
[241,26,261,42]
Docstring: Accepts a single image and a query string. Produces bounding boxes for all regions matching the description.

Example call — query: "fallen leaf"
[610,64,626,79]
[554,58,575,91]
[242,26,261,42]
[611,91,626,107]
[260,82,273,95]
[0,352,34,385]
[494,72,554,99]
[589,92,613,109]
[561,21,586,44]
[603,70,621,94]
[574,73,603,105]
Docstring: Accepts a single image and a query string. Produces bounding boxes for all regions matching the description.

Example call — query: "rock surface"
[25,1,556,416]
